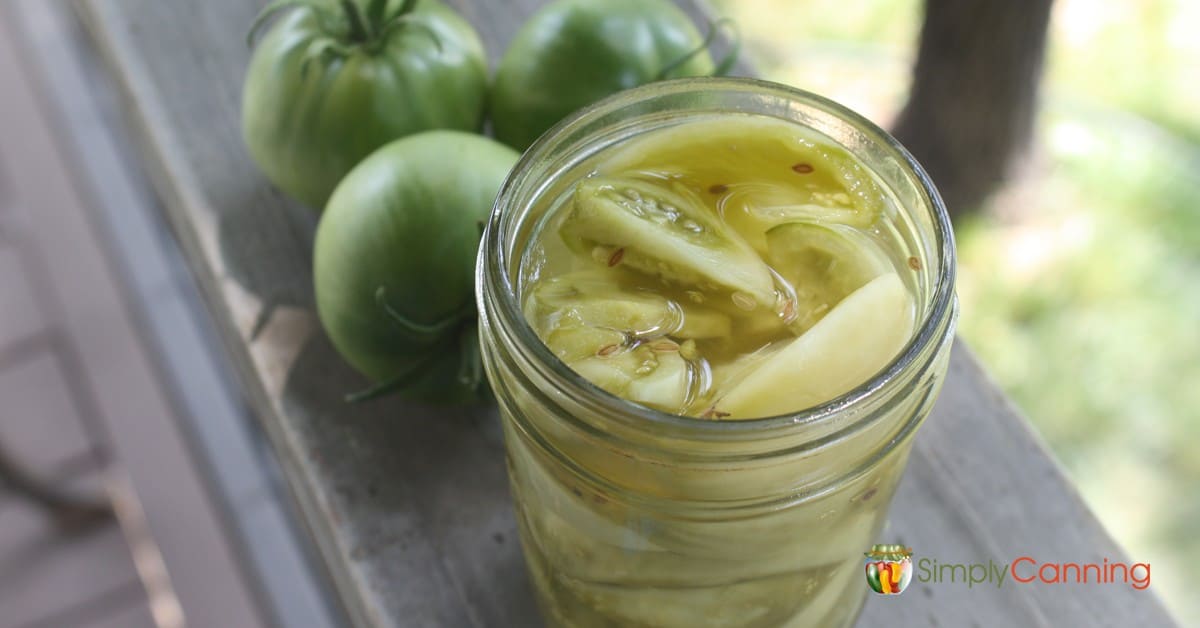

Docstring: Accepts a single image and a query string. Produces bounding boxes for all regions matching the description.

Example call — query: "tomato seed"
[608,247,625,267]
[708,183,728,194]
[651,340,679,352]
[791,163,814,174]
[597,344,619,357]
[907,256,922,270]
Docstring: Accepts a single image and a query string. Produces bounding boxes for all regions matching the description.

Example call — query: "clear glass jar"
[476,78,957,627]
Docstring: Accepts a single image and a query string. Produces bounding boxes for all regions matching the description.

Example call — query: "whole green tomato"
[314,131,518,403]
[491,0,734,151]
[243,0,487,209]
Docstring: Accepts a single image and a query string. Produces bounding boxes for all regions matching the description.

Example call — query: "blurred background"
[712,0,1199,621]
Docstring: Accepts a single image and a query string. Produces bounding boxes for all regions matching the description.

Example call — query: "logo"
[865,544,913,595]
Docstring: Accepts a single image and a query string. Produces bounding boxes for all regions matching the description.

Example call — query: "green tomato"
[491,0,729,151]
[242,0,487,209]
[314,131,518,403]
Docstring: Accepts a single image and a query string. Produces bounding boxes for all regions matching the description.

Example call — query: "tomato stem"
[365,0,389,34]
[656,17,741,80]
[340,0,369,43]
[344,351,441,402]
[346,287,481,402]
[246,0,422,52]
[344,320,480,403]
[396,0,420,18]
[375,16,442,54]
[299,39,356,76]
[246,0,327,47]
[375,286,469,341]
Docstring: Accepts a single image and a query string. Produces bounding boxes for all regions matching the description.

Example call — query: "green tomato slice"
[713,272,915,419]
[561,176,777,308]
[572,345,696,413]
[765,221,894,331]
[526,271,731,342]
[524,270,722,412]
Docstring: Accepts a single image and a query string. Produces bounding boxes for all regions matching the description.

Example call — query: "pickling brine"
[476,79,957,628]
[520,115,917,420]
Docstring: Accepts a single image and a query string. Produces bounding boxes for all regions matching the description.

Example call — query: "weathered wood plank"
[0,7,270,627]
[0,485,138,628]
[0,351,94,476]
[0,246,46,352]
[75,0,1178,626]
[862,344,1175,626]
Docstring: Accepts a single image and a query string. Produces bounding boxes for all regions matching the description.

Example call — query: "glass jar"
[476,78,957,628]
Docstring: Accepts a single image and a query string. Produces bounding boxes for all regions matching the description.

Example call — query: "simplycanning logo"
[866,544,1151,595]
[864,545,913,595]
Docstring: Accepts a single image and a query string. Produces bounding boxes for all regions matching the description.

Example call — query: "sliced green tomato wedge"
[706,342,784,394]
[561,176,777,308]
[766,222,894,331]
[523,270,715,410]
[713,273,915,419]
[572,345,694,413]
[525,271,732,344]
[543,326,627,362]
[728,145,885,230]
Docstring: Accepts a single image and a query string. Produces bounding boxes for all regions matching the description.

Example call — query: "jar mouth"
[480,77,956,438]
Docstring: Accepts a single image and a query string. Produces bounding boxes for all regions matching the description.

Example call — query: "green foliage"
[958,103,1200,620]
[716,0,1199,620]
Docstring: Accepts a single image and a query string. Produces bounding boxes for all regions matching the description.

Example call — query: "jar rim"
[479,77,956,438]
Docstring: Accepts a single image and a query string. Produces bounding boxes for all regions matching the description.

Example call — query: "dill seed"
[651,340,679,352]
[731,292,757,311]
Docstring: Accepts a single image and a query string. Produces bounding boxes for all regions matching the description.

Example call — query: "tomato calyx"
[374,285,470,343]
[343,324,481,403]
[342,342,445,402]
[339,286,477,402]
[247,0,442,56]
[342,287,481,403]
[655,17,741,80]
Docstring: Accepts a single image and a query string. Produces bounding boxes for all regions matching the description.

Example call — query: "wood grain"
[76,0,1177,626]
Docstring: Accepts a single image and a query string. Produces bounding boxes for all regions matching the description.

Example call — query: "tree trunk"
[892,0,1054,218]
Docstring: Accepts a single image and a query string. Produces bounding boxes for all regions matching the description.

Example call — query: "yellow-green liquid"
[520,115,916,420]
